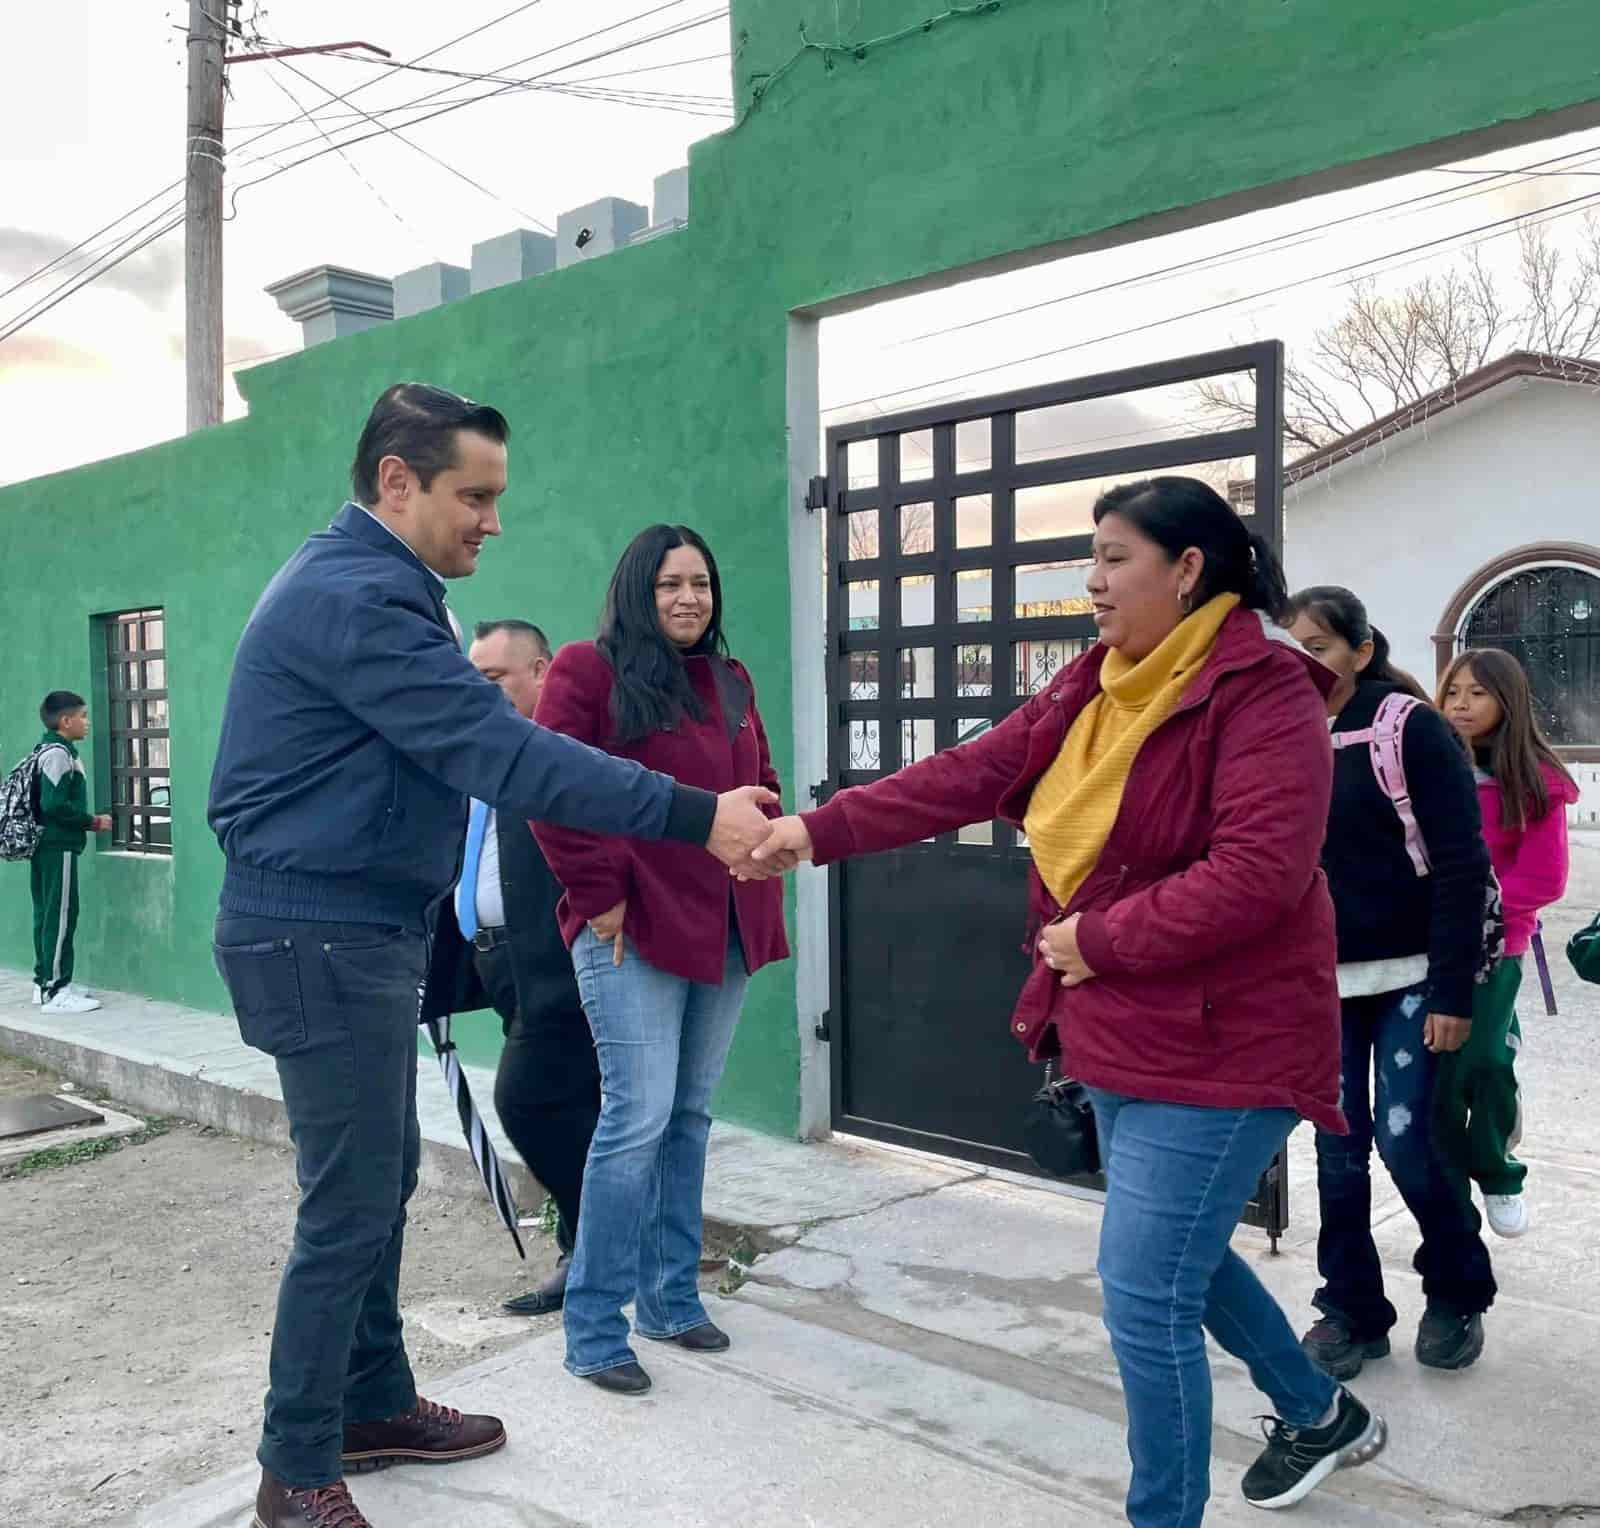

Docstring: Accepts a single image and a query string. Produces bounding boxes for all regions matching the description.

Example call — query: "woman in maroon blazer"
[534,524,788,1395]
[754,479,1385,1525]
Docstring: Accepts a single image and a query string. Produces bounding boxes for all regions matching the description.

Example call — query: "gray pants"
[214,914,425,1488]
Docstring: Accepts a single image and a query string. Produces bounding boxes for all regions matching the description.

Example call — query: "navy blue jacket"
[208,503,715,927]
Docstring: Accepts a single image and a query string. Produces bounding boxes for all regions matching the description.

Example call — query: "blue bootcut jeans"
[1313,982,1497,1337]
[1090,1090,1337,1528]
[564,926,750,1376]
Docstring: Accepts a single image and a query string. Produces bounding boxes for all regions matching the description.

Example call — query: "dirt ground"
[0,1053,567,1528]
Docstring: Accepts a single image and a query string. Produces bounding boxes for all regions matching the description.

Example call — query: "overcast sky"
[4,1,1600,488]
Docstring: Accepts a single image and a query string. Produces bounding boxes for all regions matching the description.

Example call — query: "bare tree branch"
[1191,213,1600,461]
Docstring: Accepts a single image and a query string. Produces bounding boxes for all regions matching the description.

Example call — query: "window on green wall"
[103,609,171,854]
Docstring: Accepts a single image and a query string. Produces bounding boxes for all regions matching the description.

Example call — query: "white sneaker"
[32,983,43,1005]
[1484,1193,1529,1238]
[41,990,101,1015]
[66,982,96,999]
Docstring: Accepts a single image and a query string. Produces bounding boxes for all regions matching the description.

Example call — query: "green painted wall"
[4,0,1597,1134]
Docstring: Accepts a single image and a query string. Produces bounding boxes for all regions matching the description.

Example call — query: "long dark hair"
[598,524,728,744]
[1092,476,1288,617]
[1282,586,1430,701]
[1438,647,1575,831]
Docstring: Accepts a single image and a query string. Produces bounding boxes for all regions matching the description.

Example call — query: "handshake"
[706,787,814,881]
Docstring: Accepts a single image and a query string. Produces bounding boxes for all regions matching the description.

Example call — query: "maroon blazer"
[802,608,1346,1133]
[534,641,790,986]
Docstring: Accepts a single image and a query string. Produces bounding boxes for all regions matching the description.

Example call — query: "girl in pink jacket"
[1439,648,1579,1238]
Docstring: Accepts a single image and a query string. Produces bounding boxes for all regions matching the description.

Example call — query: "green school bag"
[1569,912,1600,985]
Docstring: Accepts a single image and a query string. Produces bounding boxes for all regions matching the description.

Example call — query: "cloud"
[0,332,115,377]
[0,225,184,309]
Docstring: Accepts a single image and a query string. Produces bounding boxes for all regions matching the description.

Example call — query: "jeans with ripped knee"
[1313,981,1497,1339]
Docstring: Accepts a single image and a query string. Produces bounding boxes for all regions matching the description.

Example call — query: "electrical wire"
[820,184,1600,416]
[891,138,1600,349]
[2,2,728,337]
[0,0,564,303]
[274,58,557,231]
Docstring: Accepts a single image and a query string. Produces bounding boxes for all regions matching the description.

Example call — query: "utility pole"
[184,0,227,432]
[182,25,390,432]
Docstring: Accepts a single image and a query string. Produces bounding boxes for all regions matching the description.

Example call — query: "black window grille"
[1461,566,1600,747]
[104,609,171,853]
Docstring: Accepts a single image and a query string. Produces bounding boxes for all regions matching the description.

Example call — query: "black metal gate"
[820,342,1290,1243]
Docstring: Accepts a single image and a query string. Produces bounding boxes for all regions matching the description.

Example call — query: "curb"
[0,1018,539,1212]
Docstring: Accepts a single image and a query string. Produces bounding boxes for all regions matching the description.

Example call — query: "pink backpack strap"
[1370,693,1430,877]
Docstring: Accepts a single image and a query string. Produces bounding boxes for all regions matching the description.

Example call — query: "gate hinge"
[814,1010,831,1042]
[808,779,829,804]
[804,475,831,512]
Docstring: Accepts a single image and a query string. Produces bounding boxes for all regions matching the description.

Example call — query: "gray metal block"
[392,261,471,319]
[556,196,649,268]
[653,166,690,227]
[471,229,557,293]
[264,265,394,348]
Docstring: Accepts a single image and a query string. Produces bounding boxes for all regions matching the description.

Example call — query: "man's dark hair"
[40,690,86,729]
[473,619,552,662]
[350,382,510,507]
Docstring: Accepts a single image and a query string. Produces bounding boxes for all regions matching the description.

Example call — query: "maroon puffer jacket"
[802,607,1345,1133]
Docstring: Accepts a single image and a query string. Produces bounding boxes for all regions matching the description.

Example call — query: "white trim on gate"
[786,313,831,1142]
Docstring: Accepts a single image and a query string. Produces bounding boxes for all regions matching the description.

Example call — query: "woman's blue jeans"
[564,927,749,1376]
[1091,1091,1337,1528]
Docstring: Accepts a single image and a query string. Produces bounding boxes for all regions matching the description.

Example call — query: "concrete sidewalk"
[5,834,1598,1525]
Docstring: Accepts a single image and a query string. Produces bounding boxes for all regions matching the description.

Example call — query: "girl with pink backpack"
[1286,588,1498,1381]
[1438,648,1578,1239]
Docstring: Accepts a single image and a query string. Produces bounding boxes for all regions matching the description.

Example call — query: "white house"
[1282,351,1600,824]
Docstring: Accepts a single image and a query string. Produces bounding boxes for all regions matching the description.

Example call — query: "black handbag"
[1023,1062,1100,1178]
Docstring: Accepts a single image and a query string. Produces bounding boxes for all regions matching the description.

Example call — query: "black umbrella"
[419,1004,526,1261]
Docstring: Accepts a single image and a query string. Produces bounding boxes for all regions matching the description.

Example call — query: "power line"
[274,57,557,231]
[821,185,1600,416]
[219,9,732,212]
[263,64,435,250]
[2,4,729,341]
[891,139,1600,349]
[0,0,567,305]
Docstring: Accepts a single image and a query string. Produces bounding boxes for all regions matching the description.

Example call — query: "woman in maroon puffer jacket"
[535,524,788,1398]
[752,479,1385,1527]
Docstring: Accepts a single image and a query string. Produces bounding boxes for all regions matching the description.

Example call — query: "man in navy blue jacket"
[209,383,777,1528]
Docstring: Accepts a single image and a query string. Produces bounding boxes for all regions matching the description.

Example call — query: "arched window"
[1458,564,1600,746]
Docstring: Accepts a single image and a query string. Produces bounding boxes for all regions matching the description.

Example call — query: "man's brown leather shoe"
[341,1395,507,1474]
[254,1470,370,1527]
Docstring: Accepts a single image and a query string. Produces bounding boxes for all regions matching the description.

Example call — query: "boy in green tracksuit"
[32,691,111,1014]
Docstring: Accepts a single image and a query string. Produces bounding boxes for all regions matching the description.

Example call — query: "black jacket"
[1322,681,1491,1016]
[208,502,714,928]
[421,809,582,1031]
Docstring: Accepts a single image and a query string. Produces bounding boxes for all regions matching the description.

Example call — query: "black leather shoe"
[502,1254,570,1316]
[658,1321,730,1353]
[583,1361,652,1395]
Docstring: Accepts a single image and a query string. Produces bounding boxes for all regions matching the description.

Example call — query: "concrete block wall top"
[653,166,689,228]
[470,228,558,293]
[556,196,649,268]
[264,265,394,325]
[393,261,472,319]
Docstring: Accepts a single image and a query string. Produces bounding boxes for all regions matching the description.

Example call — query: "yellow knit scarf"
[1024,593,1239,909]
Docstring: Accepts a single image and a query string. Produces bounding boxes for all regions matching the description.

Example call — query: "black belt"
[471,926,509,952]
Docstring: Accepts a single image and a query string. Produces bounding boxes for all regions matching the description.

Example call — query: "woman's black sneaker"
[1300,1316,1391,1380]
[1415,1307,1484,1370]
[1241,1388,1388,1510]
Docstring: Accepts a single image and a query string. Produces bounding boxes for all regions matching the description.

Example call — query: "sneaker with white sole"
[1484,1192,1529,1238]
[41,990,101,1015]
[32,983,43,1005]
[1241,1387,1387,1510]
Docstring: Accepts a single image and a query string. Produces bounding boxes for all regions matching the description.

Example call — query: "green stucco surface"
[3,0,1597,1134]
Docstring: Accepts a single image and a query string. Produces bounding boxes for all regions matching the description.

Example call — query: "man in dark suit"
[424,619,598,1317]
